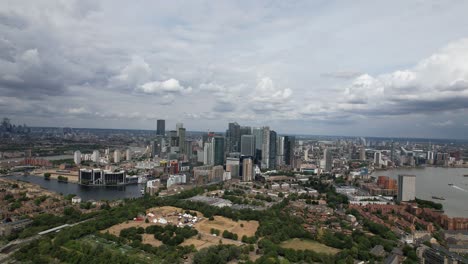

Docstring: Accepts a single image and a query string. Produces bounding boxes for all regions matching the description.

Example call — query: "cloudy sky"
[2,1,468,139]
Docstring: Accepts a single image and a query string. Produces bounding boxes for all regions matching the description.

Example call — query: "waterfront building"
[79,168,126,186]
[397,174,416,202]
[74,150,81,165]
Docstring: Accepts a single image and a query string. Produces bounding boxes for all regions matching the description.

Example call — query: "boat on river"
[432,196,445,200]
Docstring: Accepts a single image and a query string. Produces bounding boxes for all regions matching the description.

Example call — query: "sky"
[1,1,468,139]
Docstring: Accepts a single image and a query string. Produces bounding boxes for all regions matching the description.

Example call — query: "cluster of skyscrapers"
[148,120,296,182]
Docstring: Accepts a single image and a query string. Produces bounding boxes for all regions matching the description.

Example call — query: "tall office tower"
[397,175,416,202]
[323,148,332,172]
[304,148,309,161]
[184,140,193,160]
[178,127,186,154]
[176,123,183,135]
[261,127,270,169]
[74,150,81,165]
[276,136,285,166]
[169,130,178,147]
[427,151,434,164]
[213,136,225,166]
[242,157,254,182]
[126,149,132,161]
[226,122,241,153]
[374,151,382,167]
[151,140,157,157]
[203,142,214,165]
[359,147,366,160]
[284,136,295,166]
[240,126,252,136]
[157,119,165,136]
[92,150,100,163]
[241,135,255,156]
[253,127,263,151]
[226,157,240,178]
[390,141,395,162]
[113,150,121,163]
[269,130,277,169]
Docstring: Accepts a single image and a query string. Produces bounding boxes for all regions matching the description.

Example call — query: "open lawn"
[181,232,242,250]
[102,206,258,251]
[196,216,259,238]
[280,238,340,254]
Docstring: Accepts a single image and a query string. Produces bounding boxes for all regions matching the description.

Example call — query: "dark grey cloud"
[0,11,28,29]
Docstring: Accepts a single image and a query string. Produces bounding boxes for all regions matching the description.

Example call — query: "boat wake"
[452,185,468,193]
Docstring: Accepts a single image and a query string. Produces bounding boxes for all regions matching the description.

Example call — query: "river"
[4,175,145,201]
[371,167,468,218]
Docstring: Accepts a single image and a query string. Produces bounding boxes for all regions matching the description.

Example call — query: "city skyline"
[2,1,468,139]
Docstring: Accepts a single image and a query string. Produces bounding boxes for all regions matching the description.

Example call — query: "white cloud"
[110,56,151,88]
[340,38,468,116]
[251,77,292,104]
[67,107,90,115]
[431,120,454,127]
[20,49,40,66]
[138,78,192,95]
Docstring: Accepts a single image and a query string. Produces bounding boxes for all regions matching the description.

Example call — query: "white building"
[92,150,100,163]
[71,196,82,204]
[114,150,121,163]
[126,149,132,161]
[74,150,81,165]
[167,174,186,188]
[223,171,231,181]
[203,142,214,165]
[398,175,416,202]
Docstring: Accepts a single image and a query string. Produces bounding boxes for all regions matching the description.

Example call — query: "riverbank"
[30,169,79,183]
[371,167,468,218]
[4,175,144,201]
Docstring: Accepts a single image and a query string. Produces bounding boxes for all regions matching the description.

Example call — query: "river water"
[371,167,468,218]
[5,175,144,201]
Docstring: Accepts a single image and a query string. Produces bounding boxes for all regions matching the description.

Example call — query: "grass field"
[181,232,242,250]
[102,206,259,251]
[196,216,259,238]
[280,238,340,254]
